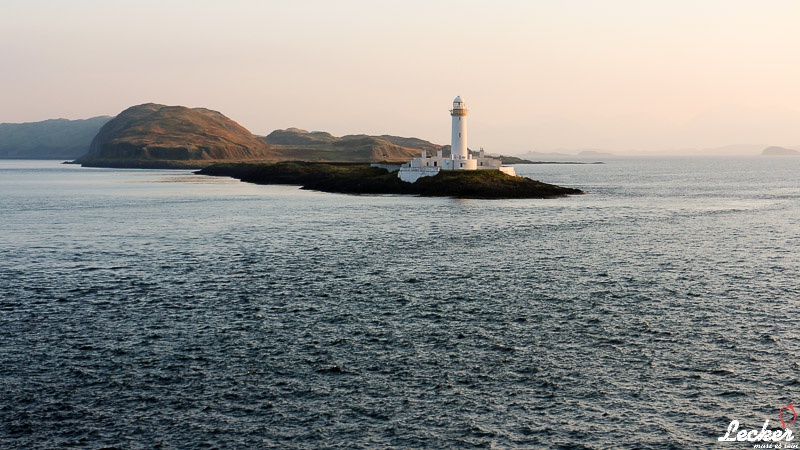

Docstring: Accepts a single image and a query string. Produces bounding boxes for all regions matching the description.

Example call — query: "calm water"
[1,158,799,449]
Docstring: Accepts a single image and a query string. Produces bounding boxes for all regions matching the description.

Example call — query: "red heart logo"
[780,403,797,429]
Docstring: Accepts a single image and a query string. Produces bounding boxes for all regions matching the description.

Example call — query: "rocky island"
[196,162,583,199]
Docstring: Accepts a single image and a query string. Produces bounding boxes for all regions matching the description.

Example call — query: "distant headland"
[0,117,110,159]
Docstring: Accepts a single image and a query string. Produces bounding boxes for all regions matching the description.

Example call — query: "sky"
[1,0,798,154]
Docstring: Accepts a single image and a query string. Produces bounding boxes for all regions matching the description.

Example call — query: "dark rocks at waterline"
[196,162,583,199]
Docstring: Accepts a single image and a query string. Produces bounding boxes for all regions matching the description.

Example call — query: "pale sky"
[1,0,798,154]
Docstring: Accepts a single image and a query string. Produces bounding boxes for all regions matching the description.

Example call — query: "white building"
[398,96,516,183]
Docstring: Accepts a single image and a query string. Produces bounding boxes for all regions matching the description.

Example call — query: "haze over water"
[1,158,799,448]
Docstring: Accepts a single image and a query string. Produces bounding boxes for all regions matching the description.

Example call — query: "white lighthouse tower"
[451,96,469,163]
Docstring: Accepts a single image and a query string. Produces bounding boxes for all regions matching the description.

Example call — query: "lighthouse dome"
[453,96,464,103]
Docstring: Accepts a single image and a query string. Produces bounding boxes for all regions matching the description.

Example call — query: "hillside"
[265,128,338,145]
[0,117,110,159]
[76,103,277,168]
[264,128,436,163]
[341,134,442,153]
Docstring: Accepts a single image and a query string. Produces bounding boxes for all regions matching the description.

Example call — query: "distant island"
[520,149,616,159]
[762,146,800,156]
[0,117,110,159]
[196,162,583,199]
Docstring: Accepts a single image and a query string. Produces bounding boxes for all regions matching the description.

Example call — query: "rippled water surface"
[1,158,799,448]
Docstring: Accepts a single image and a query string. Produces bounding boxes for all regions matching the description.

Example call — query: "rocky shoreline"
[196,162,583,199]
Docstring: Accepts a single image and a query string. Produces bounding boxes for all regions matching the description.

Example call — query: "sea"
[1,158,798,449]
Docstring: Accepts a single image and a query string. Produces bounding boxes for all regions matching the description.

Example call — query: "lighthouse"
[395,96,516,182]
[451,96,468,162]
